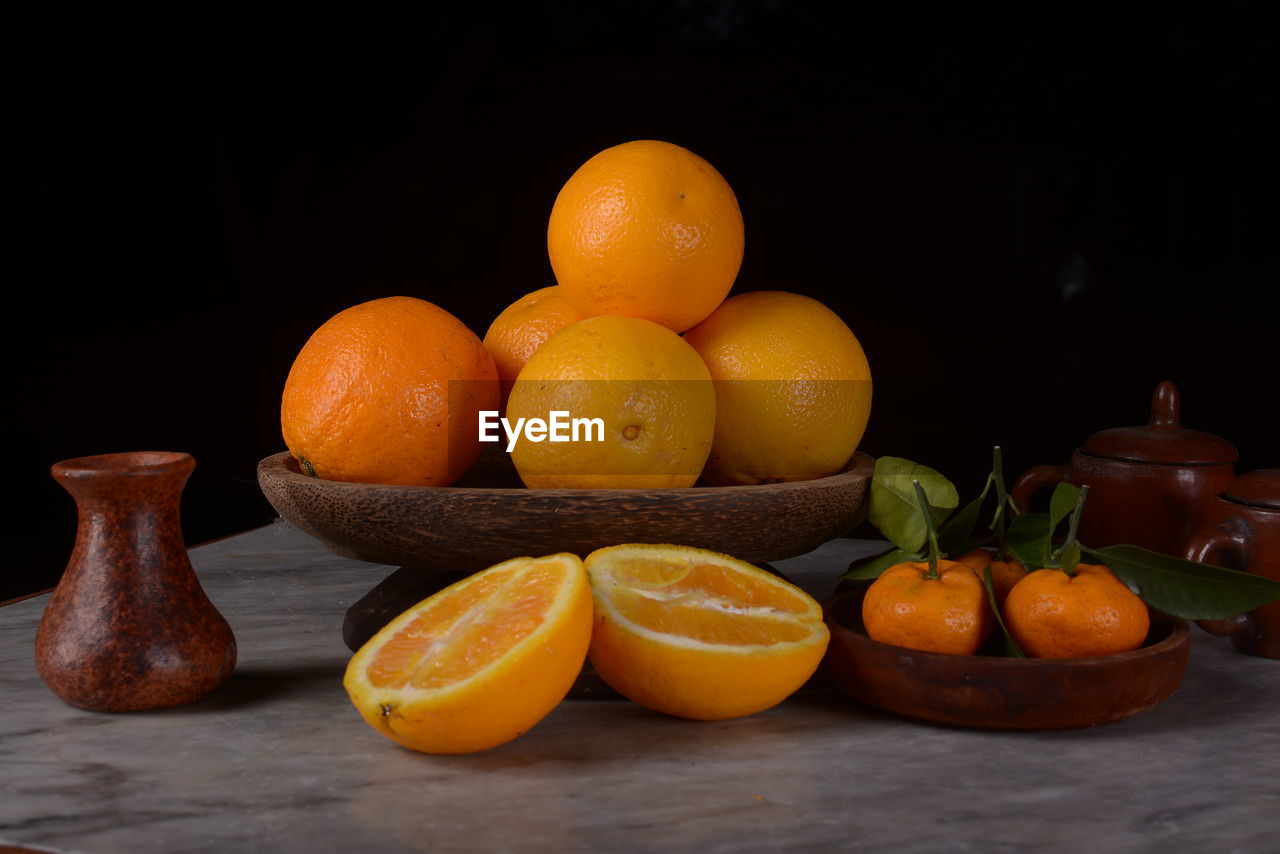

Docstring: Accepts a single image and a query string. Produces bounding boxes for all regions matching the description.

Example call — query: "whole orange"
[683,291,872,485]
[861,560,992,655]
[281,296,499,487]
[483,286,586,407]
[547,140,744,333]
[506,315,715,489]
[1003,564,1150,659]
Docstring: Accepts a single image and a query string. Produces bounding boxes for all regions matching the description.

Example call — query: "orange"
[507,315,715,489]
[584,543,830,720]
[482,286,586,407]
[683,291,872,485]
[1003,564,1150,659]
[281,296,499,487]
[547,140,744,333]
[954,547,1028,605]
[861,560,993,655]
[343,553,592,754]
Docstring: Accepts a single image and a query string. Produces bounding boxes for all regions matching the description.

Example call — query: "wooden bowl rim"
[257,450,875,499]
[823,588,1191,668]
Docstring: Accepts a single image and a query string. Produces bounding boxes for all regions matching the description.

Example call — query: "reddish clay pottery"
[1012,381,1237,555]
[1187,470,1280,659]
[36,452,236,711]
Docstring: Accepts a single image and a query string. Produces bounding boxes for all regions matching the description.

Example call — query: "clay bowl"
[823,587,1190,730]
[257,448,874,573]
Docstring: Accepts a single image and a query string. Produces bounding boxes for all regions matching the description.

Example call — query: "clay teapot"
[1188,469,1280,659]
[1012,381,1237,555]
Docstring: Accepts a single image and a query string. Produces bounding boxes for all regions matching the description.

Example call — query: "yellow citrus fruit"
[507,315,715,489]
[683,290,872,485]
[584,543,830,720]
[281,296,499,487]
[343,553,592,754]
[547,140,744,333]
[482,286,586,407]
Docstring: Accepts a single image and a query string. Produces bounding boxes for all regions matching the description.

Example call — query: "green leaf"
[1007,513,1052,570]
[1085,544,1280,620]
[841,546,921,581]
[982,565,1024,658]
[1059,542,1081,574]
[1049,483,1081,535]
[937,475,993,556]
[867,457,960,553]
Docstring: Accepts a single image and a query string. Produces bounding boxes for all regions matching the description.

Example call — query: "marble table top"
[2,521,1278,853]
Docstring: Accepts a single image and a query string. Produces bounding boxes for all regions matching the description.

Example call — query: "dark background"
[11,2,1278,600]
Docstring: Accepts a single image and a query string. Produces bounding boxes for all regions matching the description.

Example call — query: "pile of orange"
[279,141,878,754]
[861,547,1150,660]
[281,139,873,492]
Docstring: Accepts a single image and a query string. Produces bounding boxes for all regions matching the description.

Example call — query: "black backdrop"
[11,3,1278,601]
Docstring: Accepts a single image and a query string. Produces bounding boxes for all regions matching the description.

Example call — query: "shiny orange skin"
[683,291,873,485]
[1003,564,1150,659]
[862,560,993,655]
[954,548,1028,605]
[547,140,744,333]
[281,296,499,487]
[482,286,586,407]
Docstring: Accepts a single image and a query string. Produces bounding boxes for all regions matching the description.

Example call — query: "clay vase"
[36,452,237,711]
[1187,470,1280,659]
[1011,381,1237,555]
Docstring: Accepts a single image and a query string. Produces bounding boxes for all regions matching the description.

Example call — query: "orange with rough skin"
[343,553,592,754]
[547,140,744,333]
[507,315,715,489]
[584,543,830,720]
[683,291,872,485]
[862,560,993,655]
[483,286,586,407]
[1003,564,1150,659]
[281,296,499,487]
[955,548,1028,605]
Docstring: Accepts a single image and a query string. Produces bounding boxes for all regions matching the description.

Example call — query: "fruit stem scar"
[299,457,316,477]
[623,425,641,441]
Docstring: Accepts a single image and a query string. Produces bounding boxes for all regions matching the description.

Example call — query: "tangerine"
[1003,564,1150,659]
[954,547,1028,605]
[861,560,993,655]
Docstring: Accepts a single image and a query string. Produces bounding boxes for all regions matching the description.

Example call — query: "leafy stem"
[989,445,1015,559]
[1050,485,1089,576]
[913,479,941,579]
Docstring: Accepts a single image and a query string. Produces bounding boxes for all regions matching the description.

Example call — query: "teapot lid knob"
[1150,381,1180,428]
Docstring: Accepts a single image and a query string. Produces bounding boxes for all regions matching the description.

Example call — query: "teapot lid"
[1081,381,1239,465]
[1223,469,1280,510]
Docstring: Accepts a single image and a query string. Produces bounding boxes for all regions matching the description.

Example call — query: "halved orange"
[343,553,592,754]
[584,544,830,720]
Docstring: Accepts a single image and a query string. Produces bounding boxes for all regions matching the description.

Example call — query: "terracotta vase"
[36,452,236,711]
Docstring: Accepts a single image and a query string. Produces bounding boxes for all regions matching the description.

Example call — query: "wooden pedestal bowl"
[823,587,1190,730]
[258,448,873,654]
